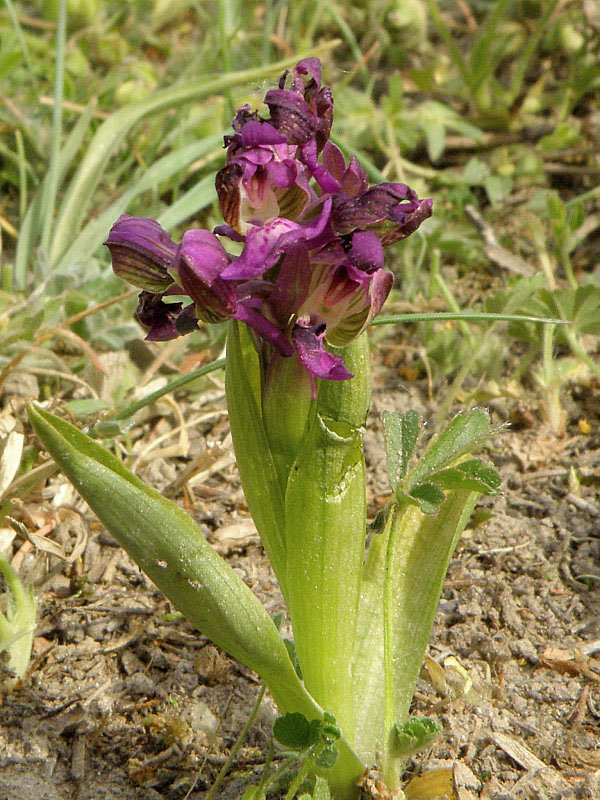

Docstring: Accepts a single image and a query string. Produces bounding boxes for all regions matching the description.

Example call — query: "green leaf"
[65,398,112,416]
[26,403,318,721]
[409,482,446,515]
[311,777,332,800]
[238,787,266,800]
[409,409,494,489]
[284,638,303,679]
[462,157,490,185]
[392,716,441,757]
[0,552,36,685]
[274,713,313,749]
[14,101,95,288]
[383,409,420,493]
[484,174,512,207]
[432,459,501,494]
[315,746,339,769]
[226,322,286,584]
[156,173,218,231]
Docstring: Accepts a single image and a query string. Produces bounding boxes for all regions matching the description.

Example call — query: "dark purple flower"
[136,291,197,341]
[321,143,433,244]
[174,230,237,323]
[106,59,433,384]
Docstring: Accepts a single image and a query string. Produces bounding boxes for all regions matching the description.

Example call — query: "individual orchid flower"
[322,142,434,244]
[216,58,336,233]
[216,115,315,233]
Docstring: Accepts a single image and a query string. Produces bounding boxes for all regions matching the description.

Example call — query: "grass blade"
[39,0,67,260]
[54,135,223,272]
[14,103,95,289]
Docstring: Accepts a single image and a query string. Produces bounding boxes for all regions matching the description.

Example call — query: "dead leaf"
[405,767,455,800]
[541,646,600,682]
[0,430,24,498]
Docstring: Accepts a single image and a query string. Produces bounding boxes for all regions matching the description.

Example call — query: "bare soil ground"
[1,357,599,800]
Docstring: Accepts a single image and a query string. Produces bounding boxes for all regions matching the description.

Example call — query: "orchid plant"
[29,60,501,799]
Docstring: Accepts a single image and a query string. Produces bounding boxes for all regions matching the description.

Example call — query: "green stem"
[284,337,371,744]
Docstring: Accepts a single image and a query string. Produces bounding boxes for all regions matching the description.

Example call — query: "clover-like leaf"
[409,409,496,488]
[273,712,313,749]
[392,716,441,757]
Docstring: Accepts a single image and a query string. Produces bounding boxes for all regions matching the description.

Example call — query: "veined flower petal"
[332,183,433,242]
[105,215,177,293]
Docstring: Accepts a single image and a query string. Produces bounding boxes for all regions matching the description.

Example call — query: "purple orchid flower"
[322,142,434,244]
[105,59,432,384]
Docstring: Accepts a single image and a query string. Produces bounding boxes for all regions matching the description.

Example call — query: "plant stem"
[204,685,267,800]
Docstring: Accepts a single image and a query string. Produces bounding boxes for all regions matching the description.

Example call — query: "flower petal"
[332,183,433,242]
[175,230,238,323]
[347,230,384,272]
[267,241,312,326]
[234,303,294,357]
[292,325,353,381]
[264,88,317,145]
[105,215,177,292]
[239,119,287,147]
[136,291,195,341]
[221,199,332,280]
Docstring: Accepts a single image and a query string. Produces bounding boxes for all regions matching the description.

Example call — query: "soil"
[1,355,599,800]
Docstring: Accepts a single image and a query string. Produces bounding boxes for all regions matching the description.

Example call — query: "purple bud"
[332,184,433,243]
